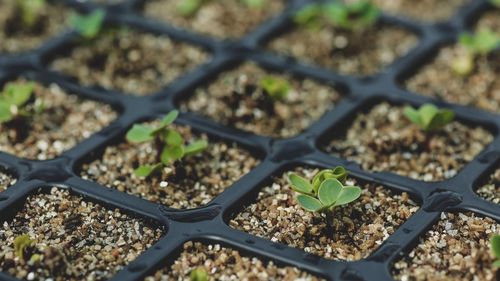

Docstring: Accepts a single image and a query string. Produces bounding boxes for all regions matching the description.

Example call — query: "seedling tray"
[0,0,499,280]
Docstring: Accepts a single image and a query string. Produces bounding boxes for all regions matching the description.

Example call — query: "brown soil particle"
[229,167,418,261]
[50,29,208,95]
[392,212,499,281]
[323,102,492,182]
[80,122,259,209]
[0,79,117,160]
[180,62,342,138]
[476,168,500,204]
[372,0,469,22]
[142,0,286,39]
[0,172,16,192]
[0,0,69,54]
[267,23,417,76]
[0,187,163,281]
[477,9,500,31]
[145,241,322,281]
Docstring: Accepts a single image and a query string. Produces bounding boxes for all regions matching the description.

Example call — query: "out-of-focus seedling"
[491,234,500,267]
[452,29,499,76]
[70,9,106,39]
[294,0,380,31]
[490,0,500,7]
[288,167,362,227]
[260,76,291,101]
[17,0,46,29]
[126,110,208,178]
[190,267,209,281]
[177,0,265,17]
[14,234,34,263]
[403,104,455,132]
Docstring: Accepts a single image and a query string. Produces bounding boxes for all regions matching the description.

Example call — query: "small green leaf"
[491,0,500,7]
[165,129,183,146]
[134,164,163,177]
[294,4,322,28]
[0,101,13,123]
[18,0,45,28]
[126,124,155,143]
[318,178,343,207]
[184,140,208,156]
[426,109,455,131]
[459,29,499,55]
[324,0,379,31]
[161,145,184,164]
[288,173,313,195]
[14,234,33,262]
[260,76,291,101]
[491,235,500,258]
[3,82,34,106]
[403,106,422,128]
[418,104,439,128]
[160,110,179,127]
[177,0,205,17]
[296,194,324,212]
[71,9,105,39]
[335,186,362,206]
[493,259,500,268]
[190,267,208,281]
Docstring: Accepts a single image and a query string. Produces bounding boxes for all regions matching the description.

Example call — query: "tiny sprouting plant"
[17,0,46,29]
[0,81,43,126]
[403,104,455,132]
[492,234,500,267]
[70,9,106,39]
[14,234,33,263]
[126,110,208,177]
[260,76,291,101]
[177,0,265,17]
[294,0,380,31]
[288,167,362,226]
[190,267,208,281]
[452,28,499,76]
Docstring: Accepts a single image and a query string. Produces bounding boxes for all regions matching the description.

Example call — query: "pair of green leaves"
[14,234,33,263]
[492,234,500,267]
[17,0,46,28]
[0,82,36,123]
[403,104,455,132]
[452,29,499,76]
[126,110,208,177]
[289,167,361,213]
[260,76,291,101]
[70,9,106,39]
[177,0,265,17]
[294,0,379,31]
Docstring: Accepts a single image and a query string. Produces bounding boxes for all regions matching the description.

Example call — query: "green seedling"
[491,0,500,7]
[452,28,499,76]
[403,104,455,132]
[294,0,380,31]
[0,81,43,125]
[190,267,209,281]
[492,234,500,267]
[177,0,265,17]
[260,76,291,101]
[288,167,361,226]
[17,0,46,29]
[14,234,33,263]
[126,110,208,178]
[70,9,106,39]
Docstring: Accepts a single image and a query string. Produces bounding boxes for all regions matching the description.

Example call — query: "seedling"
[294,0,380,31]
[491,0,500,7]
[126,110,208,177]
[452,29,499,76]
[190,267,208,281]
[70,9,106,39]
[260,76,291,101]
[177,0,265,17]
[492,234,500,267]
[14,234,33,263]
[17,0,46,29]
[288,167,361,227]
[0,81,43,125]
[403,104,455,132]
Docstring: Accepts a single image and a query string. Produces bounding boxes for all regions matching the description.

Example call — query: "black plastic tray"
[0,0,499,280]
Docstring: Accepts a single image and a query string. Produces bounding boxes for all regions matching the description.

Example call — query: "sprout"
[452,29,499,76]
[190,267,209,281]
[260,76,291,101]
[177,0,264,17]
[14,234,33,263]
[403,104,455,132]
[294,0,380,31]
[492,234,500,267]
[70,9,106,39]
[17,0,46,29]
[288,167,362,226]
[0,81,43,124]
[125,110,208,178]
[491,0,500,7]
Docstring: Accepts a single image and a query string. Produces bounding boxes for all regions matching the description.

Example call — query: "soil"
[0,0,70,54]
[180,62,342,138]
[476,168,500,204]
[476,10,500,31]
[371,0,469,22]
[50,29,209,96]
[323,102,492,182]
[0,172,16,192]
[229,167,418,261]
[0,187,163,281]
[142,0,287,39]
[267,22,417,76]
[0,79,117,160]
[145,241,322,281]
[392,212,499,281]
[80,122,259,209]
